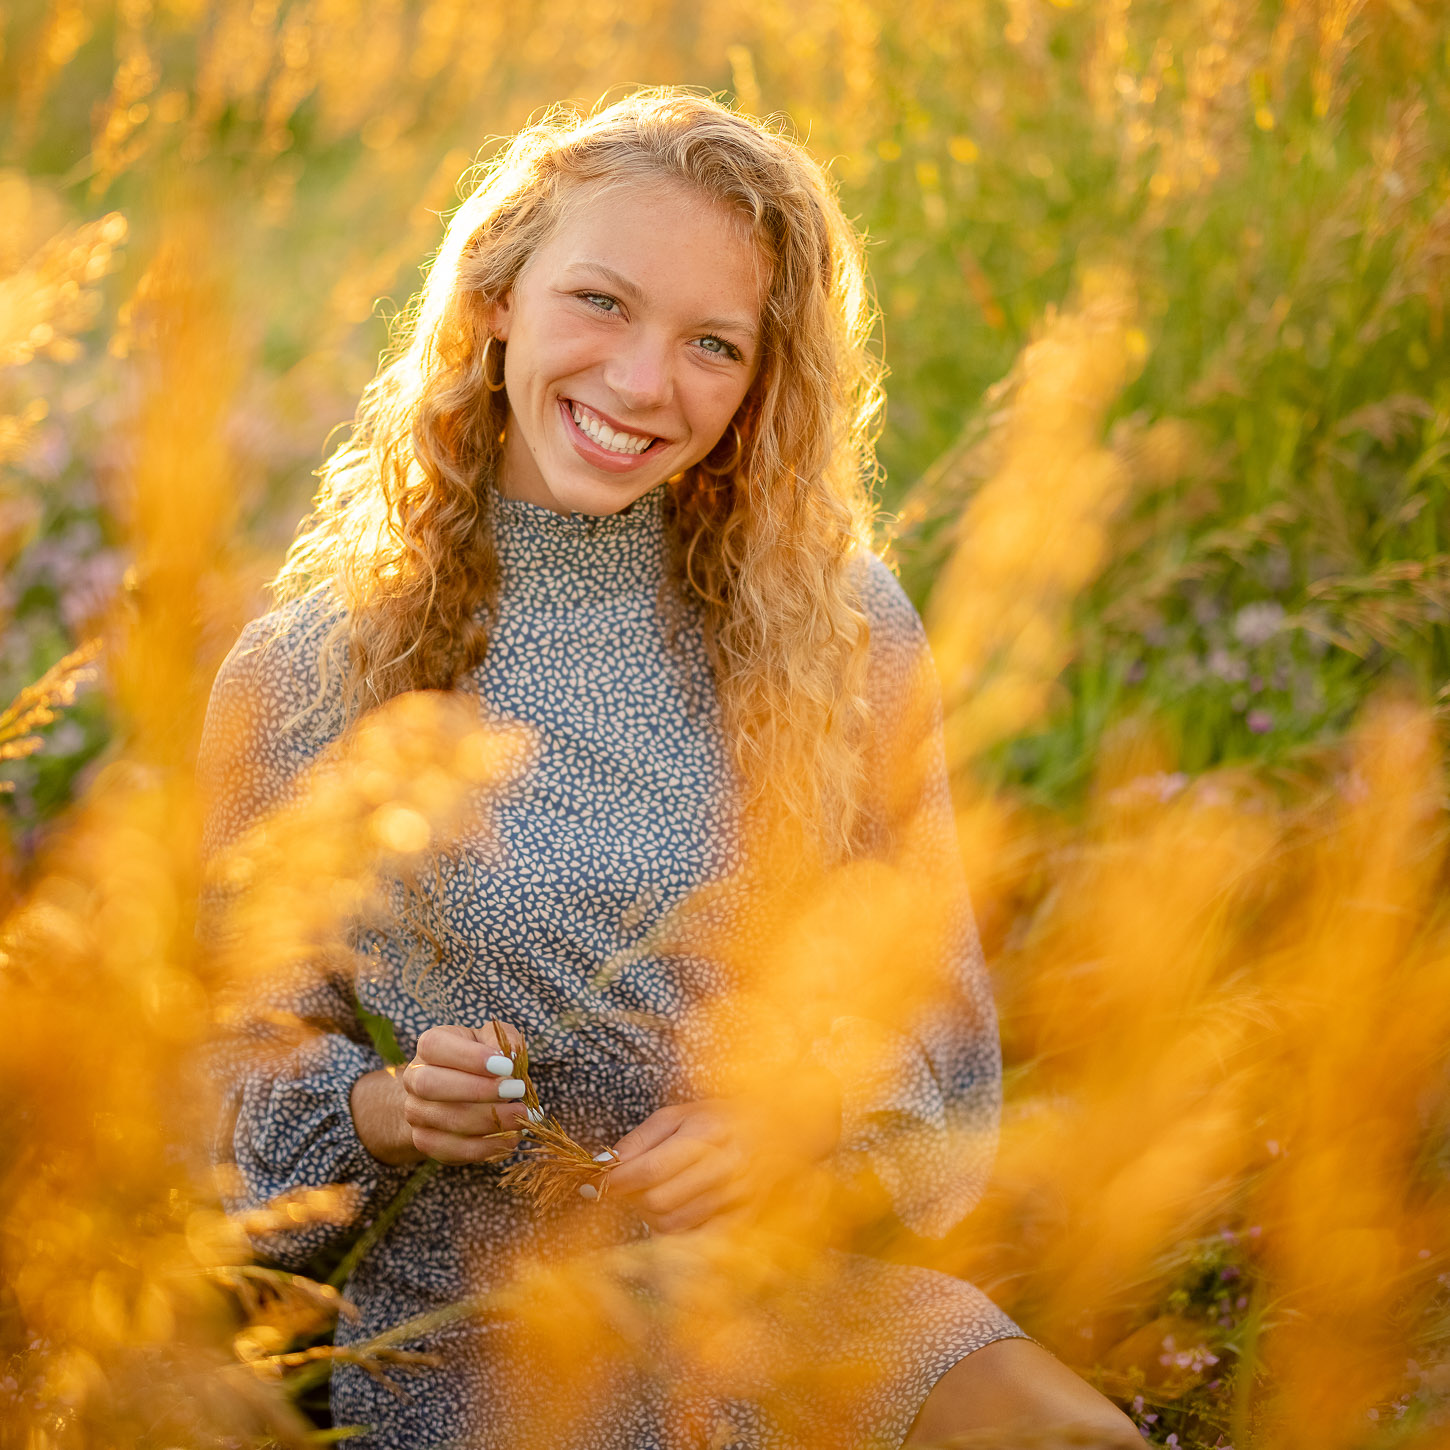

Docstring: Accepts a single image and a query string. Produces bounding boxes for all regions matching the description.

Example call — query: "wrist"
[793,1063,843,1163]
[350,1067,425,1167]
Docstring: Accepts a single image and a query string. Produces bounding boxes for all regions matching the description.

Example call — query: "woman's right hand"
[351,1022,530,1167]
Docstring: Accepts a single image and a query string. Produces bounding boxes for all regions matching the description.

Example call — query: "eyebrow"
[562,261,759,341]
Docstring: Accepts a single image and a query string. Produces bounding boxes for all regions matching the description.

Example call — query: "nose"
[602,327,673,416]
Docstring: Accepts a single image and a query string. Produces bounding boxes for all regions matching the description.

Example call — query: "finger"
[608,1134,710,1198]
[404,1097,527,1136]
[414,1023,487,1069]
[411,1125,519,1165]
[403,1063,517,1104]
[635,1151,742,1218]
[645,1181,750,1236]
[415,1023,525,1077]
[610,1104,688,1166]
[482,1019,526,1061]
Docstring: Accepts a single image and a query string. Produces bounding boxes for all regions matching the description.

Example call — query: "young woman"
[201,89,1139,1448]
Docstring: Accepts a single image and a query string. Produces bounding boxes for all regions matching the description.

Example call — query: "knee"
[906,1337,1144,1448]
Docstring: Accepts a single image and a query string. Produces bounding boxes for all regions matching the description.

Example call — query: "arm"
[606,556,1001,1241]
[198,606,408,1267]
[201,611,537,1266]
[817,551,1003,1241]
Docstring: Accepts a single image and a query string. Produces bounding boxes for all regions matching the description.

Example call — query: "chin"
[546,471,667,517]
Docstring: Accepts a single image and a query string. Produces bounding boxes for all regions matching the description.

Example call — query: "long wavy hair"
[273,88,885,860]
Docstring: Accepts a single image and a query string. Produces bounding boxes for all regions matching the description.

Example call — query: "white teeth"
[569,402,653,456]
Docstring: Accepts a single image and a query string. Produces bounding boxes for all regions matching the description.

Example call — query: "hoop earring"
[700,422,744,476]
[482,334,507,394]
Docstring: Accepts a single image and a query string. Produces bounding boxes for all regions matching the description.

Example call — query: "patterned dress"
[199,483,1028,1449]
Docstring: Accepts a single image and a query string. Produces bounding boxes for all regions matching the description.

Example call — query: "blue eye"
[698,335,744,362]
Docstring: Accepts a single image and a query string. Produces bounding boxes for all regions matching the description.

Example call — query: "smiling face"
[487,178,767,517]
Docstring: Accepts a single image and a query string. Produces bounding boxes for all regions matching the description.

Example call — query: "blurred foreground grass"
[1,2,1449,1447]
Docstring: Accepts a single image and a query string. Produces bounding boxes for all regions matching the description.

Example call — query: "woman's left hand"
[605,1070,842,1235]
[605,1101,749,1234]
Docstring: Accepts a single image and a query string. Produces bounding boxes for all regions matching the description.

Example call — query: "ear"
[485,291,513,343]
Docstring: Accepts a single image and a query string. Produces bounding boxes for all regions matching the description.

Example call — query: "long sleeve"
[197,601,405,1269]
[824,553,1004,1241]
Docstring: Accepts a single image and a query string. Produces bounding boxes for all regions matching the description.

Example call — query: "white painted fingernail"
[593,1151,617,1163]
[485,1054,514,1076]
[497,1079,526,1100]
[526,1107,545,1123]
[578,1183,599,1201]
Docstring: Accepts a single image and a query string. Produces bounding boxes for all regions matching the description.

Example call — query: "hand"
[605,1100,749,1235]
[351,1022,530,1167]
[605,1069,842,1235]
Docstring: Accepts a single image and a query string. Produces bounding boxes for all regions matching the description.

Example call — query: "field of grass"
[1,2,1448,1446]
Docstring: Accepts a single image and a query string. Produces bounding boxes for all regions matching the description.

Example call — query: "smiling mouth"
[564,398,659,456]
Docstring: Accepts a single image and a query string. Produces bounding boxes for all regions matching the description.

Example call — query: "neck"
[496,426,571,515]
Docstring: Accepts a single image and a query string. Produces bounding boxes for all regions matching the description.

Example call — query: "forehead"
[527,176,768,320]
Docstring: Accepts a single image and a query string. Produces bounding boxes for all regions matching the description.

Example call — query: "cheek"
[508,311,587,392]
[695,374,754,435]
[533,311,610,377]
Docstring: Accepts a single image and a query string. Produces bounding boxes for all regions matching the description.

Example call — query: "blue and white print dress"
[199,483,1028,1449]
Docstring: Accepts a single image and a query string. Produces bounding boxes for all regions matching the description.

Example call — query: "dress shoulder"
[853,547,939,720]
[852,546,944,763]
[210,590,348,722]
[855,547,928,650]
[197,590,348,857]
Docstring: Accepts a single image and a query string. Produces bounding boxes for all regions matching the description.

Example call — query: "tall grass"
[1,2,1447,1446]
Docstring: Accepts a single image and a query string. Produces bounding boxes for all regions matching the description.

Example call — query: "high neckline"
[491,482,668,539]
[488,481,669,596]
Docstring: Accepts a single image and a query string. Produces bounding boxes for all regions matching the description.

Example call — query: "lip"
[558,397,664,475]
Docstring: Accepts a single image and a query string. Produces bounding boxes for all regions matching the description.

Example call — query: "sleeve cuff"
[230,1032,405,1267]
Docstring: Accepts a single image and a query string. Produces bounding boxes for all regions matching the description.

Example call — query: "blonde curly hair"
[273,88,885,859]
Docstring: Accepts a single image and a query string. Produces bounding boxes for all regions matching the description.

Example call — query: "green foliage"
[354,1001,406,1068]
[1,3,1445,821]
